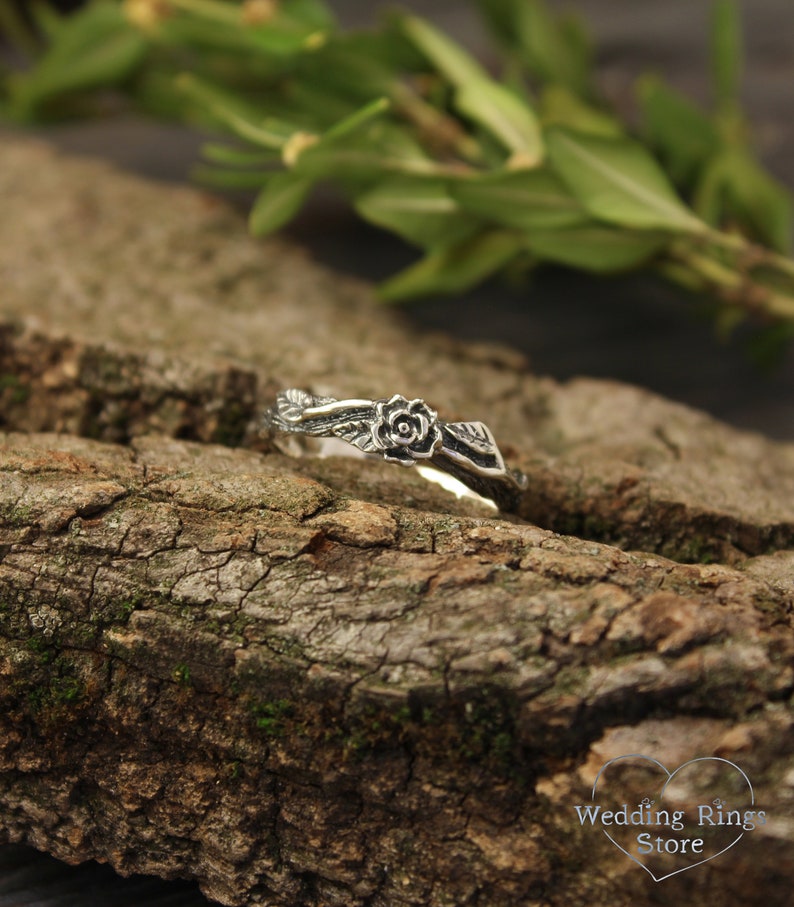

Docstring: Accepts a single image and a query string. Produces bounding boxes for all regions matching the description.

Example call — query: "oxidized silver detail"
[263,389,528,511]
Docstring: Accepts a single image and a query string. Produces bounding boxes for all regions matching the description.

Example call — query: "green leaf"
[176,73,292,149]
[9,2,147,117]
[291,99,441,179]
[693,156,727,228]
[319,96,391,144]
[475,0,518,47]
[400,13,543,160]
[158,12,310,58]
[540,85,623,138]
[354,177,479,248]
[726,154,792,253]
[694,149,792,253]
[30,1,66,41]
[290,144,438,180]
[525,225,669,272]
[249,171,313,235]
[711,0,742,110]
[294,33,398,102]
[166,0,242,27]
[557,14,592,90]
[545,127,706,233]
[285,96,392,175]
[126,67,195,120]
[280,0,337,31]
[399,13,490,88]
[451,168,586,230]
[379,231,525,300]
[244,19,328,57]
[151,0,328,58]
[476,0,593,97]
[513,0,593,96]
[455,79,543,160]
[638,75,719,186]
[284,81,360,129]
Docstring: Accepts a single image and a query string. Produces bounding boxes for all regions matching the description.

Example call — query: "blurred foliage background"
[1,0,793,437]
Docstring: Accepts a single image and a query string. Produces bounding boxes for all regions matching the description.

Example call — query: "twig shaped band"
[263,389,528,511]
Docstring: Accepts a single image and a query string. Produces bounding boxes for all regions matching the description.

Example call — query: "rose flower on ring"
[372,395,442,464]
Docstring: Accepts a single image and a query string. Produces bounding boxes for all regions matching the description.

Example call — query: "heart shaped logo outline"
[591,754,755,882]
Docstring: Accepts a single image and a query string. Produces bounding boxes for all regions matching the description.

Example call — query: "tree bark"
[1,137,793,906]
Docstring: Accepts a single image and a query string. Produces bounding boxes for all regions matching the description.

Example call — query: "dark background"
[1,2,793,905]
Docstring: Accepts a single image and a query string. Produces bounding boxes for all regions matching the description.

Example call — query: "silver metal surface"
[264,389,528,511]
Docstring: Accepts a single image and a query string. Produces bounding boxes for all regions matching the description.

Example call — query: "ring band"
[263,389,528,511]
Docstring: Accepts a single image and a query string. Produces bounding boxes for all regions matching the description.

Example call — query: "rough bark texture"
[3,140,794,564]
[1,137,793,906]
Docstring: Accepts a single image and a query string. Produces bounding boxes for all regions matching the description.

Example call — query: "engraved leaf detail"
[446,421,496,453]
[278,388,315,422]
[335,421,380,454]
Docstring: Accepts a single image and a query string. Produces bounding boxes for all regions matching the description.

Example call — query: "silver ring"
[263,389,528,511]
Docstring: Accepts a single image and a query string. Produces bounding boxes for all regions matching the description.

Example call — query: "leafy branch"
[2,0,793,348]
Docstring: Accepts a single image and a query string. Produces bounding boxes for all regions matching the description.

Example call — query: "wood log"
[1,137,793,905]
